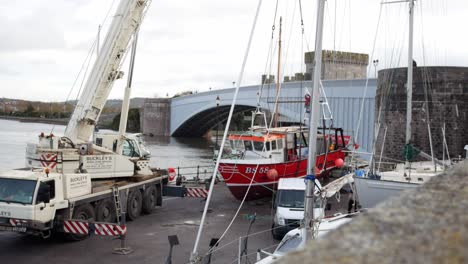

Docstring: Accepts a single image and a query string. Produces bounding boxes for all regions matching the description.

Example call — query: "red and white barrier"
[40,153,57,169]
[63,220,127,236]
[186,187,209,198]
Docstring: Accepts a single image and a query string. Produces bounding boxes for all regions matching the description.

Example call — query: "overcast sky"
[0,0,466,101]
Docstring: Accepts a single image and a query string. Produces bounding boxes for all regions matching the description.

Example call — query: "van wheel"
[126,190,142,221]
[66,203,95,241]
[96,199,117,223]
[271,223,282,240]
[142,186,158,214]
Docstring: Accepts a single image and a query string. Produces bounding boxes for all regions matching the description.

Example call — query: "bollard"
[113,213,133,255]
[165,235,179,264]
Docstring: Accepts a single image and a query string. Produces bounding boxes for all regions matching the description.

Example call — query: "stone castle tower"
[305,50,369,80]
[374,66,468,162]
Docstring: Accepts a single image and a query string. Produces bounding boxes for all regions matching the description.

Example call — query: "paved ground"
[0,182,349,264]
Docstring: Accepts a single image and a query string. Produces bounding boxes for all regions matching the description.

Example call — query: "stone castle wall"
[305,50,369,80]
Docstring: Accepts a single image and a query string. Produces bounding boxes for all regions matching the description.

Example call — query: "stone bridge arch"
[141,79,377,154]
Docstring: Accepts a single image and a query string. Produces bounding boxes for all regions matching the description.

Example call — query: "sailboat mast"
[304,0,326,242]
[274,17,282,128]
[405,0,414,149]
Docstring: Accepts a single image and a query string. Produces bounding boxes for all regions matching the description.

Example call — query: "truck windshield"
[277,190,305,208]
[0,178,36,204]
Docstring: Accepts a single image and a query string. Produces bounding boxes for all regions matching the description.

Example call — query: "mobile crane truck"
[0,0,167,241]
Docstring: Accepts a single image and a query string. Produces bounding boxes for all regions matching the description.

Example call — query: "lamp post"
[373,59,379,78]
[215,96,220,151]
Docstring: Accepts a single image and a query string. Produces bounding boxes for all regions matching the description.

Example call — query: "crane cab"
[94,133,150,159]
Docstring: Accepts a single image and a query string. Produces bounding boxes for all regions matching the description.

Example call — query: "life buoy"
[168,167,176,182]
[304,94,311,107]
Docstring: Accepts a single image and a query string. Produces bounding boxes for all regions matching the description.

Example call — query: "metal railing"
[175,165,221,183]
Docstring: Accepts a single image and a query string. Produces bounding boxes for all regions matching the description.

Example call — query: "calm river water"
[0,119,215,174]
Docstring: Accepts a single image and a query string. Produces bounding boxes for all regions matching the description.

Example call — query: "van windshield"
[0,178,36,205]
[277,190,305,208]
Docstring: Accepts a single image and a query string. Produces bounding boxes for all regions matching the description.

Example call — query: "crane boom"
[65,0,150,143]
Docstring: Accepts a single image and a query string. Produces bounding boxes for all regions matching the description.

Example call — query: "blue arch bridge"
[140,79,377,154]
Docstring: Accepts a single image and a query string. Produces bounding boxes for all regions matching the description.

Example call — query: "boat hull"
[354,176,418,208]
[219,151,345,200]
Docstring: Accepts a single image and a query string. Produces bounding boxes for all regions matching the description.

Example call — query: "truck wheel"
[142,186,158,214]
[67,203,95,241]
[96,199,117,223]
[126,190,143,221]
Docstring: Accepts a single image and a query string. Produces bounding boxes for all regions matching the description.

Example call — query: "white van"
[272,178,324,240]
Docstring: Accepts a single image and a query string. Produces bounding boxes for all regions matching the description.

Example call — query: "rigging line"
[100,0,117,30]
[204,163,262,258]
[353,2,383,146]
[72,41,97,119]
[210,216,299,256]
[260,0,280,105]
[62,0,122,131]
[280,0,298,82]
[192,0,263,259]
[266,41,279,116]
[336,0,349,51]
[229,243,280,264]
[272,0,280,34]
[63,0,116,105]
[333,0,337,51]
[64,40,97,104]
[259,29,276,109]
[418,0,436,166]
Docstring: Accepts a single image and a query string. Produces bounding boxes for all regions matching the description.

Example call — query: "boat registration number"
[0,226,27,232]
[245,167,269,174]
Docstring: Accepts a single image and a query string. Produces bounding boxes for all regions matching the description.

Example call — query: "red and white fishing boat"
[218,125,350,200]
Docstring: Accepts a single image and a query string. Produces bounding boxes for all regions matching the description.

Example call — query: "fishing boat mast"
[273,17,282,128]
[303,0,326,242]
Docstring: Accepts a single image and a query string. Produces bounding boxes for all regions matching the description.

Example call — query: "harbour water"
[0,119,214,172]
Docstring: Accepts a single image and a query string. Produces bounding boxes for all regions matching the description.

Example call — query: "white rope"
[353,2,383,145]
[191,0,263,260]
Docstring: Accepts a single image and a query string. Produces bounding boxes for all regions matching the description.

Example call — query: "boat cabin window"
[244,140,253,151]
[271,140,277,150]
[0,178,36,205]
[230,140,245,151]
[253,141,264,151]
[277,139,283,149]
[265,141,271,151]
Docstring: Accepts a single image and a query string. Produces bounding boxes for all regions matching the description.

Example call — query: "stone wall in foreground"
[278,161,468,264]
